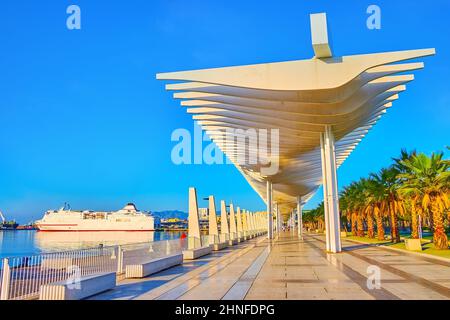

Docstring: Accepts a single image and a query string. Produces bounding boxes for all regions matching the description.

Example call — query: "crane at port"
[0,210,18,229]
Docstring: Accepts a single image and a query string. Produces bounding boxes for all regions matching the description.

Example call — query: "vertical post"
[208,195,219,245]
[188,187,202,249]
[261,213,264,232]
[250,212,255,237]
[245,211,250,238]
[292,211,295,233]
[324,126,342,253]
[320,133,332,252]
[1,258,11,300]
[220,200,230,241]
[242,210,248,240]
[229,203,237,241]
[236,207,243,240]
[266,180,273,239]
[250,212,257,235]
[166,240,171,255]
[275,203,281,233]
[297,196,303,239]
[248,211,254,237]
[290,211,293,231]
[258,212,266,234]
[116,246,124,274]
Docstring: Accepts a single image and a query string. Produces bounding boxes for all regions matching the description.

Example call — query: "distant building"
[198,208,209,221]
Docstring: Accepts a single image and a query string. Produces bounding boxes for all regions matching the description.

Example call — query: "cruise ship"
[35,203,158,232]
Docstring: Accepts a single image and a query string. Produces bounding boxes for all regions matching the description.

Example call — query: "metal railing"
[0,238,188,300]
[121,239,187,271]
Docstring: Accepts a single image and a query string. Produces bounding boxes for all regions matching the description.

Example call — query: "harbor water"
[0,230,185,259]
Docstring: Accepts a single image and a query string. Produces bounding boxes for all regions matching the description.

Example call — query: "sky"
[0,0,449,223]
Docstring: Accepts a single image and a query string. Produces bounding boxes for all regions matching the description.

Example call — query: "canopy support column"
[275,203,281,233]
[266,180,273,239]
[321,126,342,253]
[297,196,303,239]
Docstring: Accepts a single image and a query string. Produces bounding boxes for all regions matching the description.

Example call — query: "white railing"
[121,239,187,271]
[0,238,188,300]
[201,234,209,247]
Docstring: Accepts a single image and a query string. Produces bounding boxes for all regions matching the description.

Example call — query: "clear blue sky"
[0,0,449,223]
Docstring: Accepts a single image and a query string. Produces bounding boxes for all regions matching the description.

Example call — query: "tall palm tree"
[394,149,420,238]
[340,185,356,235]
[397,187,422,239]
[371,167,404,243]
[361,178,379,239]
[341,182,365,237]
[304,202,325,232]
[355,179,369,238]
[363,177,386,240]
[399,152,450,249]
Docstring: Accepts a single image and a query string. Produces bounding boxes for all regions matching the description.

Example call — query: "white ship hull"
[36,223,155,232]
[36,203,157,232]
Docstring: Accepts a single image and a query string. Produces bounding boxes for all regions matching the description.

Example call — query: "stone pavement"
[91,232,450,300]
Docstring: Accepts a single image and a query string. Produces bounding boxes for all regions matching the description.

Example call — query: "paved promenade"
[91,232,450,300]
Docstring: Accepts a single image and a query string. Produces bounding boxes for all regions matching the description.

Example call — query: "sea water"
[0,230,185,259]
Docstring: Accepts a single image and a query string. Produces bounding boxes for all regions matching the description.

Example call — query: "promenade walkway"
[91,232,450,300]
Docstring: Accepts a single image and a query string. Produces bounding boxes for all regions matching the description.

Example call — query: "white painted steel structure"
[157,13,435,252]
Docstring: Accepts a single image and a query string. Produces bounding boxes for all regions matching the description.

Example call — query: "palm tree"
[371,167,404,243]
[341,182,364,237]
[394,149,421,238]
[397,187,422,239]
[304,202,325,232]
[340,186,355,235]
[339,191,350,233]
[354,179,373,238]
[363,177,386,240]
[398,152,450,249]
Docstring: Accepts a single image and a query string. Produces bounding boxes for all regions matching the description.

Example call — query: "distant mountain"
[153,210,188,220]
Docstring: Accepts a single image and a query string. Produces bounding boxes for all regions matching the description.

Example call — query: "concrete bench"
[183,245,212,260]
[125,253,183,278]
[211,242,228,251]
[39,272,116,300]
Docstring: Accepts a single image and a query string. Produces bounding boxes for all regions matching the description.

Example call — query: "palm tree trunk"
[351,212,357,236]
[367,210,375,238]
[410,203,419,239]
[357,211,365,237]
[375,209,385,241]
[431,199,449,249]
[390,202,400,243]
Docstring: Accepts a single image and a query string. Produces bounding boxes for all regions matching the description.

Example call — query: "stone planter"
[404,238,422,251]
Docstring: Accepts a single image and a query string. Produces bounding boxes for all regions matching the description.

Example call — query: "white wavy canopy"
[157,48,434,216]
